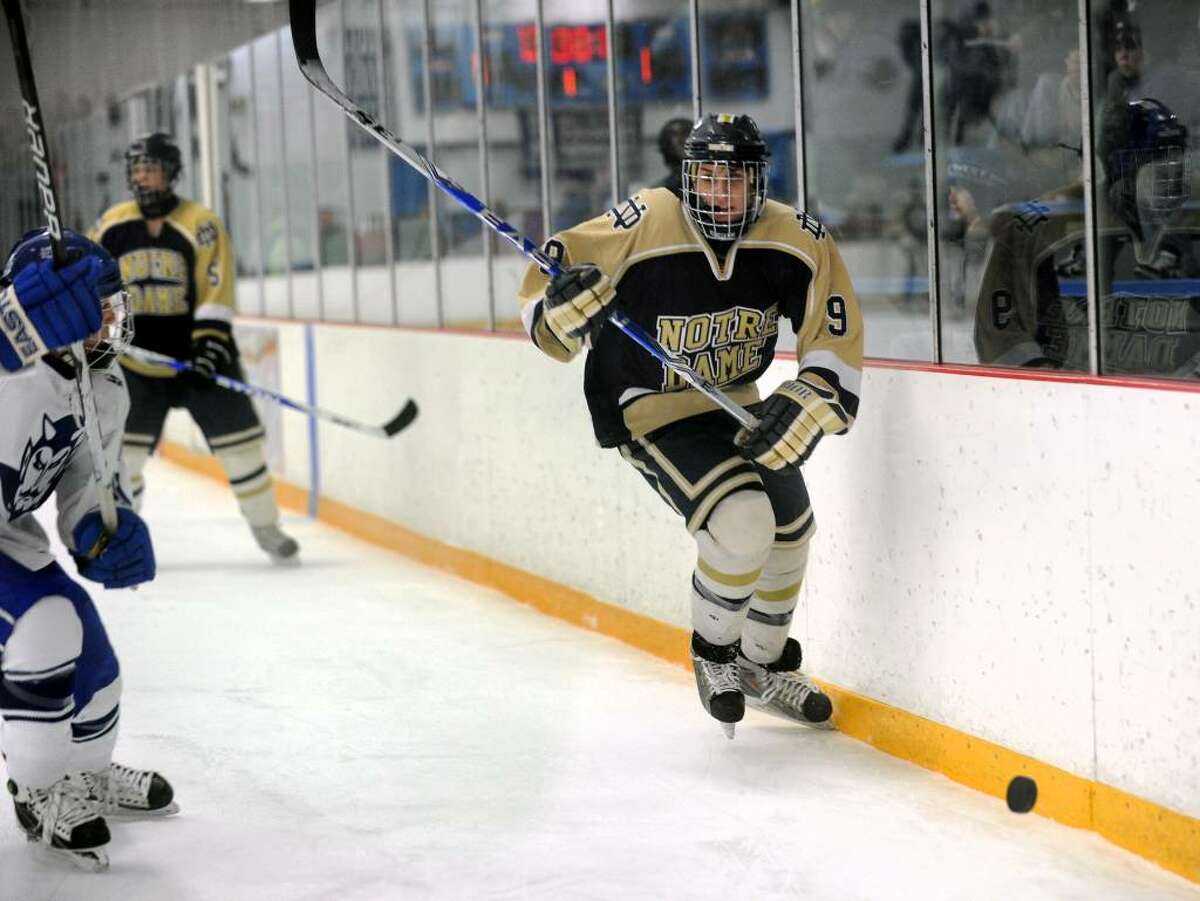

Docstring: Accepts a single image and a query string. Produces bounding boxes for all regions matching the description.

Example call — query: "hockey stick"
[4,0,117,554]
[122,347,419,439]
[287,0,758,432]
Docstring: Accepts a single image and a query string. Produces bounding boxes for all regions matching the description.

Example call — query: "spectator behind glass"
[653,117,693,197]
[1105,19,1144,105]
[939,1,1020,145]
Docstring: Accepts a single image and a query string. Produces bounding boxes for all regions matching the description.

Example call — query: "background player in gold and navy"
[518,113,864,737]
[90,133,298,561]
[976,98,1200,375]
[0,229,177,871]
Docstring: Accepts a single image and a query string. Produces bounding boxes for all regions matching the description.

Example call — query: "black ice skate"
[8,774,111,872]
[738,638,834,728]
[82,762,179,818]
[690,633,744,739]
[252,524,300,562]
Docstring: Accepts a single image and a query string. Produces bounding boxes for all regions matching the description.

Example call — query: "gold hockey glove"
[735,379,847,470]
[542,263,616,350]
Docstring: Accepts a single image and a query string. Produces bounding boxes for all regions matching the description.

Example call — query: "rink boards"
[159,318,1200,882]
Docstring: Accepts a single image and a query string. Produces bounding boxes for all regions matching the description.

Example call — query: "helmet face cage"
[681,158,769,241]
[1128,145,1190,215]
[86,288,135,369]
[125,134,181,215]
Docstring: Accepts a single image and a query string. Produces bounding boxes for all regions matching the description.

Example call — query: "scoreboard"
[410,15,768,111]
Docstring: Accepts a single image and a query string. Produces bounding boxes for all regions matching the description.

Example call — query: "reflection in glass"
[385,0,434,265]
[543,1,614,234]
[222,47,263,313]
[254,33,289,286]
[313,2,354,320]
[483,0,544,332]
[1089,3,1200,378]
[614,0,693,202]
[801,0,924,360]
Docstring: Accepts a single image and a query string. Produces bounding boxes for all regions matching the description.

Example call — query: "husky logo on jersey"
[606,197,648,231]
[0,413,83,521]
[656,305,779,389]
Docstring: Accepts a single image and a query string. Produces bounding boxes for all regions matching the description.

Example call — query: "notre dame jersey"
[518,187,864,447]
[90,199,235,379]
[976,198,1200,375]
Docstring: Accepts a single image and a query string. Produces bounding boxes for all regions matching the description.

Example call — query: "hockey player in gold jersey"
[518,114,864,736]
[91,134,298,561]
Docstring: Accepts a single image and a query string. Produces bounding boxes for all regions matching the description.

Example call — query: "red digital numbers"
[516,23,607,66]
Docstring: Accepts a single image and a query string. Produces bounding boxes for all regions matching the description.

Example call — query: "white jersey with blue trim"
[0,350,131,570]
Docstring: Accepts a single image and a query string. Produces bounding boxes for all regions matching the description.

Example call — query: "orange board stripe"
[158,440,1199,883]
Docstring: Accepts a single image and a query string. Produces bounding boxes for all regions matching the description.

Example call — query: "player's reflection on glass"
[974,98,1200,379]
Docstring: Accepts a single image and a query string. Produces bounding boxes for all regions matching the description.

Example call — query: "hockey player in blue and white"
[0,229,176,872]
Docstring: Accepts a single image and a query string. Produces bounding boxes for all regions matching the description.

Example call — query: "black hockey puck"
[1006,775,1037,813]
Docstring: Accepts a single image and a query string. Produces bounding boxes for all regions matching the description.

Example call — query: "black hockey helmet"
[126,132,182,218]
[1101,98,1189,217]
[658,117,693,167]
[681,113,771,240]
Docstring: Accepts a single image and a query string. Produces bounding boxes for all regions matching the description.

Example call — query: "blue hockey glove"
[72,508,157,589]
[0,255,104,371]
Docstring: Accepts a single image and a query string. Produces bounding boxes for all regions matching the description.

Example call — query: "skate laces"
[758,667,818,710]
[699,658,741,696]
[96,763,153,809]
[35,776,101,842]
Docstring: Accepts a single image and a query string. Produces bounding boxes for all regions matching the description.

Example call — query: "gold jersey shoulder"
[543,187,698,282]
[165,200,224,249]
[90,200,142,239]
[740,199,829,267]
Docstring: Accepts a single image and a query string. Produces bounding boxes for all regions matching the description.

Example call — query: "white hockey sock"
[690,491,774,646]
[214,440,279,528]
[741,527,812,665]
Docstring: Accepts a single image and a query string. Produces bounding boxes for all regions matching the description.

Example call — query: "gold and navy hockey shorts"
[122,363,265,453]
[618,409,813,536]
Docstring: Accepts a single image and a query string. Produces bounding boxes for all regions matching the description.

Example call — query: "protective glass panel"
[698,1,796,208]
[482,0,545,333]
[614,1,693,202]
[384,0,435,268]
[223,47,264,314]
[938,1,1083,367]
[801,0,930,361]
[1088,2,1200,379]
[254,31,290,317]
[542,1,615,234]
[311,3,354,321]
[281,27,320,319]
[345,0,394,325]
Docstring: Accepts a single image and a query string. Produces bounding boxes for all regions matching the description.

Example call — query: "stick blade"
[382,400,419,437]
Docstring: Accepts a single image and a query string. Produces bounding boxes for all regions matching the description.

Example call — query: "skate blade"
[32,841,110,872]
[107,800,180,819]
[720,722,736,740]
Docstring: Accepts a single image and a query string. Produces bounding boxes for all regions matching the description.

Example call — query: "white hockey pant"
[1,597,121,790]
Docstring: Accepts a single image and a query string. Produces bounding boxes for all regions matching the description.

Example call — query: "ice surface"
[2,459,1195,900]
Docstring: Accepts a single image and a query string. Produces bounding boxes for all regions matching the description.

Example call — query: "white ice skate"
[82,762,179,818]
[738,638,834,729]
[8,774,110,872]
